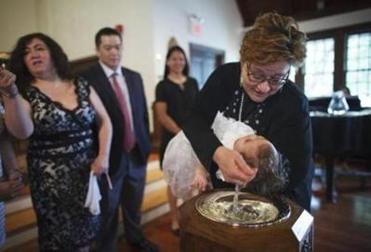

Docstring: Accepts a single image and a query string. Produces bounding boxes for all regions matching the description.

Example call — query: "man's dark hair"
[95,27,122,48]
[9,33,71,94]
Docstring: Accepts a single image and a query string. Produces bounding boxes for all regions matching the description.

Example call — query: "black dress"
[155,77,199,166]
[25,78,99,251]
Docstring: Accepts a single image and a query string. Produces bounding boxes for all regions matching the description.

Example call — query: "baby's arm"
[191,165,210,192]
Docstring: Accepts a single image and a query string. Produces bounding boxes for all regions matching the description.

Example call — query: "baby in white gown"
[162,112,283,199]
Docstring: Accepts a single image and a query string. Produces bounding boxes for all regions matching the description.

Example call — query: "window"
[288,66,296,82]
[346,32,371,106]
[298,22,371,107]
[304,38,334,97]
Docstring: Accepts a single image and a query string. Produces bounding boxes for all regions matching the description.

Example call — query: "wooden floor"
[6,176,371,252]
[311,177,371,252]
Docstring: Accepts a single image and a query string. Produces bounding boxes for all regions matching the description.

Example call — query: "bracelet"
[0,83,19,98]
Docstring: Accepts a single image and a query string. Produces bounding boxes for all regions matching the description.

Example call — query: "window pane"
[288,66,296,82]
[304,38,335,97]
[346,32,371,107]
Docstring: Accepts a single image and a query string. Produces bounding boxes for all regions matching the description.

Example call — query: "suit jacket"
[81,63,151,175]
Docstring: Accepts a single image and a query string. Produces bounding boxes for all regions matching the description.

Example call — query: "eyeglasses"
[246,63,290,88]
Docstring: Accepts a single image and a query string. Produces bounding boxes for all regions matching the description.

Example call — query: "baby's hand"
[191,167,209,192]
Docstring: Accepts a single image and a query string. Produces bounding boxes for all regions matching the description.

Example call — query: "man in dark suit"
[81,27,158,252]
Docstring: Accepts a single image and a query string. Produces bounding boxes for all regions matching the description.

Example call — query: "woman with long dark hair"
[154,45,199,234]
[3,33,112,251]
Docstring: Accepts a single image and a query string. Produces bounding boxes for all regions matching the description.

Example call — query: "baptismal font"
[179,188,313,252]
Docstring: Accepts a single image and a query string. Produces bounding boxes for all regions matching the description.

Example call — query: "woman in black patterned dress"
[6,33,112,251]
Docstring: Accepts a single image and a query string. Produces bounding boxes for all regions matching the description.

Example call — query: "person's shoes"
[130,238,159,252]
[171,221,180,236]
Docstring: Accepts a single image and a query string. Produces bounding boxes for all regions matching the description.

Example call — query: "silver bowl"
[195,191,291,227]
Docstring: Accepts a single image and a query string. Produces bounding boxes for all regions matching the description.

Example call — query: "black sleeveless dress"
[25,78,100,251]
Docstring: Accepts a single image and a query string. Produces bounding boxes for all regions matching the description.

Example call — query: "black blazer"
[81,63,151,175]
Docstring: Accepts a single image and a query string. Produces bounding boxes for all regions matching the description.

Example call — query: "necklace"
[238,91,245,121]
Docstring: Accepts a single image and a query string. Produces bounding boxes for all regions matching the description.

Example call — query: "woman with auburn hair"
[182,12,314,211]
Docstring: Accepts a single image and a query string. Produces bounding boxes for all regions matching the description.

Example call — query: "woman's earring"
[240,76,244,86]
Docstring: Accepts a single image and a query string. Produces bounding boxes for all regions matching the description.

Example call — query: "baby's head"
[234,135,284,196]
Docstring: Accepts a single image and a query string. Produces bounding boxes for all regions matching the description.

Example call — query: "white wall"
[35,0,155,109]
[1,0,154,65]
[152,0,243,82]
[0,0,38,51]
